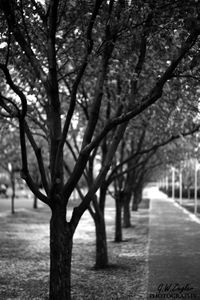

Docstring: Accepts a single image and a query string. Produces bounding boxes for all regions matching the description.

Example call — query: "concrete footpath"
[147,196,200,300]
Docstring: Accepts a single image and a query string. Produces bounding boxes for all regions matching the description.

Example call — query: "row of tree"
[160,135,200,200]
[1,0,200,299]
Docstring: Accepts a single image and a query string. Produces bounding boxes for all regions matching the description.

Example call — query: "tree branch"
[0,0,47,84]
[19,117,49,204]
[107,122,200,184]
[24,121,50,196]
[0,63,27,118]
[70,122,127,232]
[81,27,200,155]
[54,0,104,172]
[0,93,20,117]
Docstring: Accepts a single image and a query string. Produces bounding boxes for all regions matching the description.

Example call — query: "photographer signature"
[157,283,194,294]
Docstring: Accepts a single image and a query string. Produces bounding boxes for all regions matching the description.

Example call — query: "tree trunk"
[132,187,142,211]
[99,184,106,214]
[122,172,133,228]
[115,195,122,242]
[187,187,190,199]
[123,193,131,228]
[94,210,108,268]
[132,197,138,211]
[90,190,108,269]
[33,195,38,209]
[49,205,73,300]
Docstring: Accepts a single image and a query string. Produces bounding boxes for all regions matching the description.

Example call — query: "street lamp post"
[172,166,181,202]
[8,163,15,214]
[194,159,199,215]
[172,167,175,201]
[166,175,168,192]
[179,169,182,206]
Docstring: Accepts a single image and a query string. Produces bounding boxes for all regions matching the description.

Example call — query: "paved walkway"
[147,196,200,300]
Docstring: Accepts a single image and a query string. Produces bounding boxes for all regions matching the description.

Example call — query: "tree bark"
[90,190,108,269]
[94,209,108,269]
[33,195,38,209]
[123,193,132,228]
[99,184,107,214]
[187,187,190,199]
[115,194,122,242]
[132,187,142,211]
[49,204,72,300]
[132,197,138,211]
[122,171,133,228]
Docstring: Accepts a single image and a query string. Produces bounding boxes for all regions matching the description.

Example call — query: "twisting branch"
[0,101,14,117]
[64,161,96,217]
[0,63,48,204]
[65,140,88,185]
[24,121,50,196]
[65,140,78,163]
[70,121,128,233]
[0,0,47,83]
[19,116,49,204]
[106,122,200,184]
[62,1,117,203]
[0,93,20,117]
[81,26,200,155]
[109,149,157,187]
[0,63,27,118]
[54,0,104,172]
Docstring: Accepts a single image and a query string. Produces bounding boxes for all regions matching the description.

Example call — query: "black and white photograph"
[0,0,200,299]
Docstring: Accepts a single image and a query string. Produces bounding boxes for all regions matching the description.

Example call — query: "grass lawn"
[183,204,200,214]
[0,199,149,299]
[175,198,200,216]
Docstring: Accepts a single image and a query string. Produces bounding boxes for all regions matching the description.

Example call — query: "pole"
[179,170,182,205]
[8,163,15,214]
[11,171,16,214]
[166,176,168,192]
[194,159,198,215]
[172,167,175,201]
